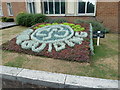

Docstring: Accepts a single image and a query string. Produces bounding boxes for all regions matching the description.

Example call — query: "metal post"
[97,36,100,46]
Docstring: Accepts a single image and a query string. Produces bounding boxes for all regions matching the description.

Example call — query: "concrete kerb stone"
[17,69,66,88]
[0,65,119,88]
[65,75,118,88]
[0,65,23,81]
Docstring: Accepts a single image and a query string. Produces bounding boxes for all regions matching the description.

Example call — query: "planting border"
[1,23,91,62]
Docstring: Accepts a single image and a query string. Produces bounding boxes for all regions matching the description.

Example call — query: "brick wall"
[2,2,27,18]
[49,2,119,33]
[96,2,119,33]
[118,1,120,33]
[1,1,119,32]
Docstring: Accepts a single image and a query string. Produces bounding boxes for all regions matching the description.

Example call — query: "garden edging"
[0,65,118,88]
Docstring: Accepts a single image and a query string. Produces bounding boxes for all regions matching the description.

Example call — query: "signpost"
[93,31,105,46]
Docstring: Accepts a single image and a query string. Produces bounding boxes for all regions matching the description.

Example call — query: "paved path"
[0,22,17,29]
[0,65,119,88]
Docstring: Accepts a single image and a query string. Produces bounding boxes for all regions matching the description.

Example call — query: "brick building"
[0,0,119,32]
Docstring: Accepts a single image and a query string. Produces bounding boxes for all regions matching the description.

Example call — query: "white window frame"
[42,0,66,16]
[6,2,13,16]
[0,3,3,16]
[26,0,36,14]
[77,0,97,16]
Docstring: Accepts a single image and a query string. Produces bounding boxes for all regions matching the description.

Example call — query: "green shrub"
[74,19,88,24]
[16,13,28,26]
[33,14,46,25]
[88,20,109,33]
[44,18,52,23]
[5,18,14,22]
[1,17,7,22]
[47,18,67,23]
[74,19,109,33]
[1,17,14,22]
[16,13,47,27]
[24,14,34,27]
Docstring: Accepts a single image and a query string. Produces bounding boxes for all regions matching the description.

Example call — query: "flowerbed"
[2,23,91,62]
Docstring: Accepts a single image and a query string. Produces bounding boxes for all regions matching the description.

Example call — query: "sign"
[93,31,105,38]
[93,31,105,46]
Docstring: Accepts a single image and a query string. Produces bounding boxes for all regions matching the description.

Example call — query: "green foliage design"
[33,23,85,32]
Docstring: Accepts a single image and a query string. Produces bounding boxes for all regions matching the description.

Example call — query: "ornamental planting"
[16,24,88,53]
[2,23,91,62]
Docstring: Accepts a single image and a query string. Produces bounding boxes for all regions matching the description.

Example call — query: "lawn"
[0,26,119,80]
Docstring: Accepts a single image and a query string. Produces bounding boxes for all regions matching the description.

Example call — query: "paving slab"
[0,65,23,80]
[0,66,22,76]
[0,22,17,29]
[65,75,118,88]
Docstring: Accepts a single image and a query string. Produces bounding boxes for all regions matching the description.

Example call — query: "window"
[7,3,13,16]
[27,1,36,14]
[42,0,65,15]
[0,4,3,16]
[78,0,96,16]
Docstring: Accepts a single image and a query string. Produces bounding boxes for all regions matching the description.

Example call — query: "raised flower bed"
[2,23,92,62]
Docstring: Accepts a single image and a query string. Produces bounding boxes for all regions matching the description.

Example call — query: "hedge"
[1,17,14,22]
[16,13,47,27]
[74,19,109,33]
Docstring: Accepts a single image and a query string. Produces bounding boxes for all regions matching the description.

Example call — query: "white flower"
[75,32,88,38]
[53,42,66,51]
[16,35,30,45]
[32,42,46,52]
[48,43,53,52]
[54,29,69,38]
[69,36,83,44]
[21,29,33,35]
[31,25,74,43]
[64,40,75,47]
[21,40,36,49]
[16,25,88,52]
[16,29,33,45]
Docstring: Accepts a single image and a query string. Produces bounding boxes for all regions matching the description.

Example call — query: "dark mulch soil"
[1,23,91,62]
